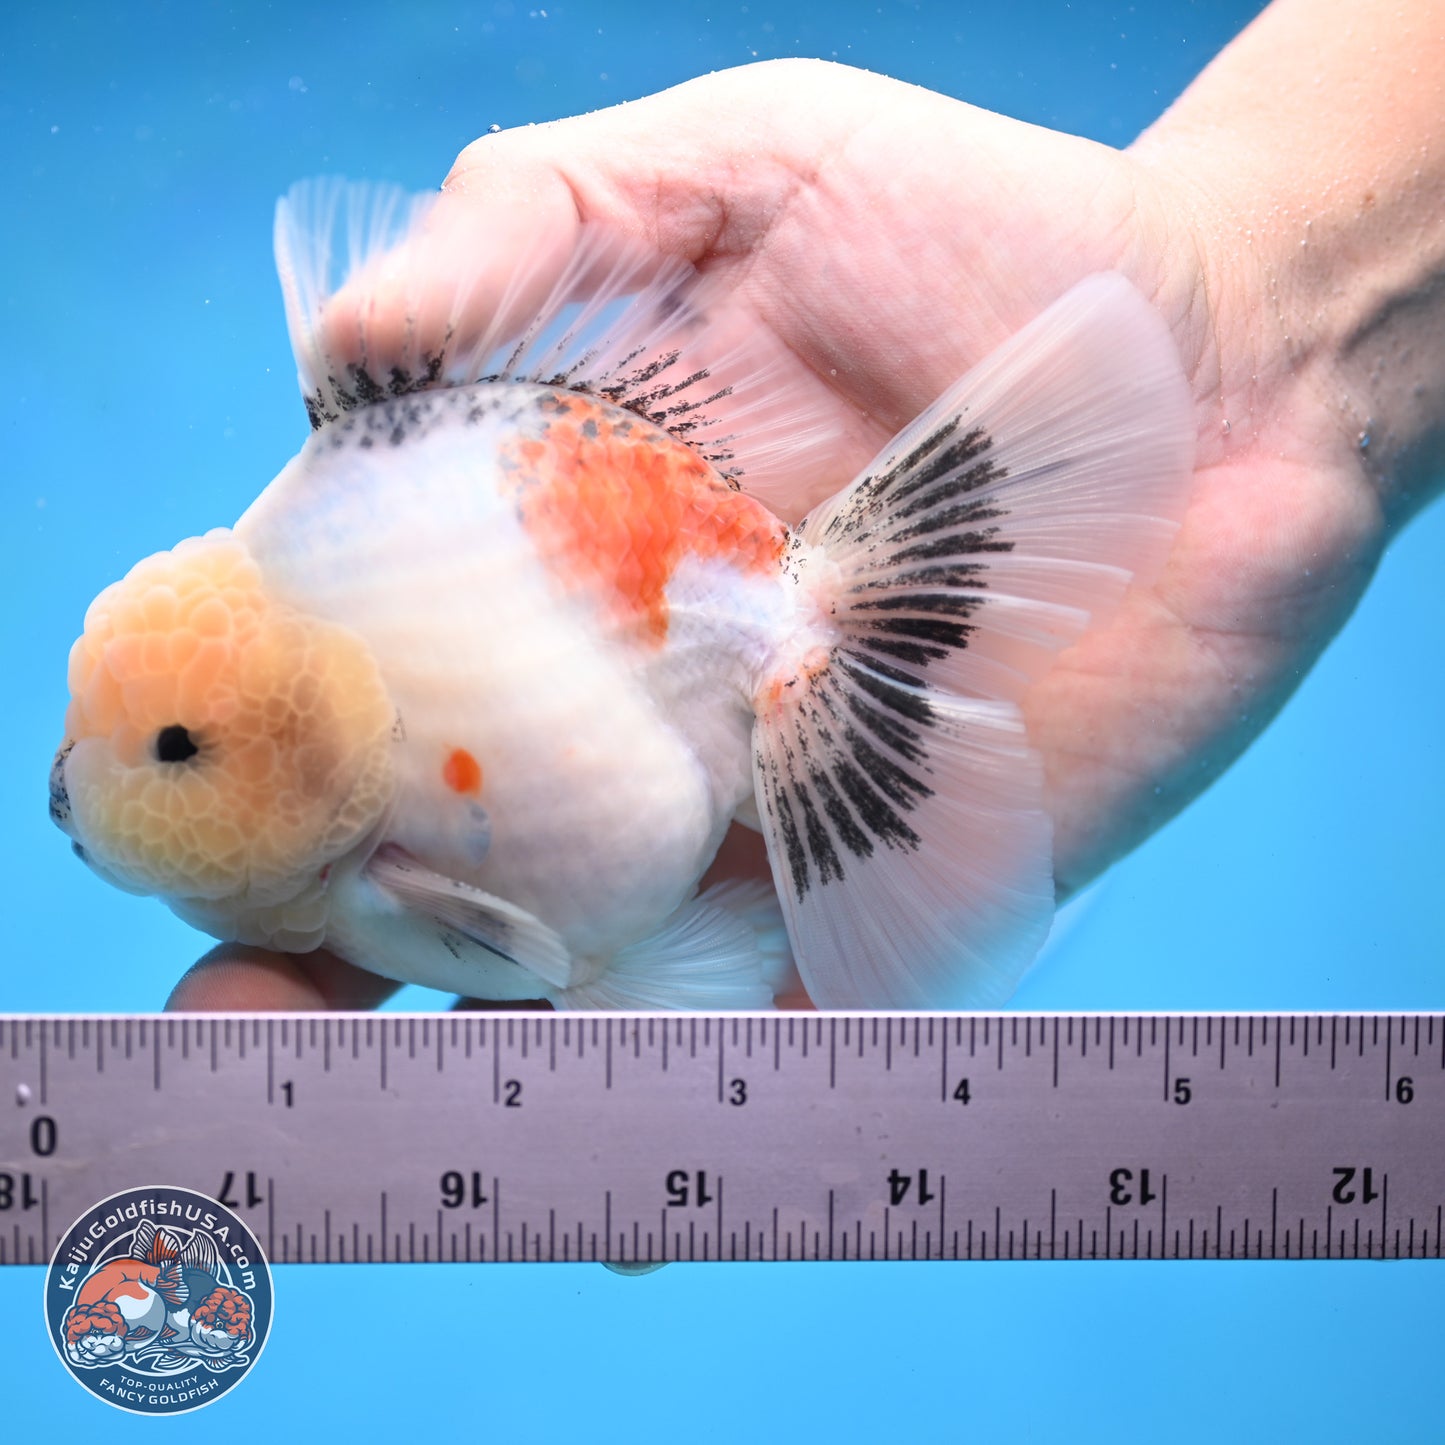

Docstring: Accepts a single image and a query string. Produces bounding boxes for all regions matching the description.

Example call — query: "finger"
[326,63,868,373]
[437,62,1164,406]
[310,191,586,379]
[313,68,892,504]
[451,995,553,1011]
[698,822,771,891]
[314,63,883,373]
[774,989,817,1012]
[166,943,403,1011]
[438,64,852,260]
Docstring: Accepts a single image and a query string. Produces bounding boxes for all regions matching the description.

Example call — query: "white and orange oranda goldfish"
[50,182,1193,1010]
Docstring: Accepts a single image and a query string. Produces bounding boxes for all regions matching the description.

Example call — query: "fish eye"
[154,724,200,764]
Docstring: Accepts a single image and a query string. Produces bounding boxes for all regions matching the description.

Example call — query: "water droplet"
[15,1083,31,1105]
[488,123,501,134]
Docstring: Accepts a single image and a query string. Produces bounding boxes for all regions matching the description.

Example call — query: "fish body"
[51,182,1195,1010]
[242,381,805,998]
[62,1219,240,1366]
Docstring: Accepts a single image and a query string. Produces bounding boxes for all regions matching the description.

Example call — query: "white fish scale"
[237,403,736,959]
[648,551,812,825]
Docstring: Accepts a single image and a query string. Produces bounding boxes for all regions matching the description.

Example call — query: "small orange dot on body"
[442,748,483,796]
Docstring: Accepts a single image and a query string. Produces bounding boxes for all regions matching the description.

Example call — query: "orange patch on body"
[756,645,832,714]
[442,748,483,796]
[500,392,786,644]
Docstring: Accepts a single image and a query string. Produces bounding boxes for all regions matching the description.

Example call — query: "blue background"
[3,1,1440,1439]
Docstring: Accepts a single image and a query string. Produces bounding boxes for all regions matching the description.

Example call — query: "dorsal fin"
[131,1217,157,1263]
[273,179,834,501]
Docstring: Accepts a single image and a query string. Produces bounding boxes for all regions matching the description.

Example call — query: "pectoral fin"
[362,847,576,989]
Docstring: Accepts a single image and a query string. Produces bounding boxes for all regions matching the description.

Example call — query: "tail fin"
[752,274,1194,1009]
[151,1260,189,1309]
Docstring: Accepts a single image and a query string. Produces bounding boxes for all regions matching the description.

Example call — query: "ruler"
[2,1012,1442,1266]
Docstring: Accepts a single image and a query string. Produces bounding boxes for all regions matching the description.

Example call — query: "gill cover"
[56,529,395,946]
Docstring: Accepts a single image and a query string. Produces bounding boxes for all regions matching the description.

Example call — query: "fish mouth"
[49,738,76,833]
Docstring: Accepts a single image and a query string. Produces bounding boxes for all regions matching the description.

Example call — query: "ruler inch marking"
[5,1010,1443,1266]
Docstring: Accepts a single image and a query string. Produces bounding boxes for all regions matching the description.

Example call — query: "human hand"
[169,2,1444,1012]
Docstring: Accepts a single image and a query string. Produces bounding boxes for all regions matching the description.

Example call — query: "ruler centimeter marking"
[1,1012,1442,1266]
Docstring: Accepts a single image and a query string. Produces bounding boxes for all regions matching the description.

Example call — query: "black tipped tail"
[750,274,1194,1008]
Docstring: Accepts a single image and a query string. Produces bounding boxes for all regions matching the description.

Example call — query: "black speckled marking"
[49,739,75,825]
[809,758,875,861]
[838,657,931,729]
[311,385,549,455]
[786,730,843,888]
[307,350,450,431]
[299,302,752,476]
[763,652,940,898]
[760,746,809,900]
[850,593,985,669]
[824,424,1009,547]
[762,418,1017,903]
[810,684,928,854]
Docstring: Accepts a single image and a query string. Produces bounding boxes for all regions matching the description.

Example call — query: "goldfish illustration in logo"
[61,1218,253,1371]
[49,181,1193,1010]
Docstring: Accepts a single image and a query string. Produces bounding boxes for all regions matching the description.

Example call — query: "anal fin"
[551,881,786,1011]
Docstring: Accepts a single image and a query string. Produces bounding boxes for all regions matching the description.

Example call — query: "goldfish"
[49,181,1193,1010]
[62,1218,249,1366]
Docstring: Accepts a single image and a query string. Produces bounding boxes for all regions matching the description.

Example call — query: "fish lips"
[49,738,76,833]
[48,737,147,897]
